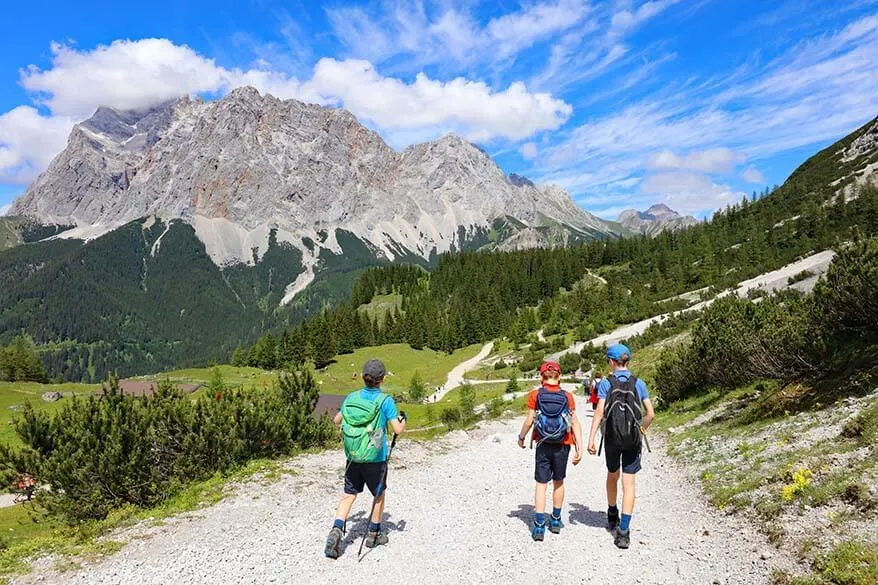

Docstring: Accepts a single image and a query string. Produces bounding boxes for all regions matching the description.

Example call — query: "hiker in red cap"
[517,360,583,541]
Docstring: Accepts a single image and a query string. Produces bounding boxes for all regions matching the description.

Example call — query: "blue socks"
[552,507,562,519]
[368,521,381,532]
[333,519,345,530]
[620,513,632,531]
[534,512,546,525]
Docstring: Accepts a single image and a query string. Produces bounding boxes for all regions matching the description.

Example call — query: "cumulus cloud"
[742,167,766,184]
[641,172,744,214]
[1,38,571,184]
[648,147,746,173]
[0,204,10,216]
[0,106,75,184]
[520,142,539,160]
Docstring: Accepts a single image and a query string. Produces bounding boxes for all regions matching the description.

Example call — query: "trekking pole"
[358,432,399,560]
[597,435,603,456]
[641,427,652,453]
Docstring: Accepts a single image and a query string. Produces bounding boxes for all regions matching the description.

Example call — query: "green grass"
[357,293,403,322]
[786,541,878,585]
[0,381,99,447]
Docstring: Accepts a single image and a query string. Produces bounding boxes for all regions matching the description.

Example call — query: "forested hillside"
[3,117,877,382]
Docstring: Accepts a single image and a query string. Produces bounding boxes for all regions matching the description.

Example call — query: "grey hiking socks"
[324,526,343,559]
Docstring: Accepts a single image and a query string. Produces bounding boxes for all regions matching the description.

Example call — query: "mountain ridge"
[9,87,619,278]
[617,203,699,236]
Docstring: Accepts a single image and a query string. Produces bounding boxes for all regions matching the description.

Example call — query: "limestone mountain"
[617,203,698,236]
[10,86,619,302]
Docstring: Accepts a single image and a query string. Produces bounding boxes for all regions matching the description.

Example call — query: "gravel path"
[426,342,494,403]
[21,406,790,585]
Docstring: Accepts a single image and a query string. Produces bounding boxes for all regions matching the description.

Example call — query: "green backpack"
[341,392,388,463]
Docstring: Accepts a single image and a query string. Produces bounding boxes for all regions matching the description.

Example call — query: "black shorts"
[605,443,642,474]
[534,443,570,483]
[344,462,387,496]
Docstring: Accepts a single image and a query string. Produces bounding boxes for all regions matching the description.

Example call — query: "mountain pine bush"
[0,371,335,522]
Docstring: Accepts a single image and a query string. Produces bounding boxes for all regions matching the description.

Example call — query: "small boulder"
[41,391,63,403]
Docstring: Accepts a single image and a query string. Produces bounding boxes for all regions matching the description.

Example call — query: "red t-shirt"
[527,384,576,445]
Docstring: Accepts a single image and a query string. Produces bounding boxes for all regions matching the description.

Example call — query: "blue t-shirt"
[597,370,649,401]
[345,388,398,462]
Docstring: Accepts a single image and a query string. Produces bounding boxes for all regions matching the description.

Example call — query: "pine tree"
[506,371,520,394]
[409,370,425,402]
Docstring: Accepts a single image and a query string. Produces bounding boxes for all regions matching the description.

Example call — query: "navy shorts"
[605,443,642,474]
[344,462,387,496]
[534,443,571,483]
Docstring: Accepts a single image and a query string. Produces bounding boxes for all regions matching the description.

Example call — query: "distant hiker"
[517,361,583,541]
[589,372,602,411]
[587,344,655,550]
[325,359,407,559]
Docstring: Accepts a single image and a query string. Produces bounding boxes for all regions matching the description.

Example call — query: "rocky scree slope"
[10,86,618,277]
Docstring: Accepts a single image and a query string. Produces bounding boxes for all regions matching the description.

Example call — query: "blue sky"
[0,0,876,219]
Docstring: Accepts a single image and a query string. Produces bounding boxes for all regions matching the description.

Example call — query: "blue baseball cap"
[606,344,632,362]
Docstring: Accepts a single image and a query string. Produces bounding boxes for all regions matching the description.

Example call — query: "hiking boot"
[614,527,631,549]
[607,508,620,531]
[531,521,546,541]
[324,527,343,559]
[549,514,564,534]
[364,530,389,548]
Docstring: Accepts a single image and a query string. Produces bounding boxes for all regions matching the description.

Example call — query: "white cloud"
[304,59,571,141]
[326,0,591,68]
[520,142,539,160]
[0,204,10,216]
[534,12,878,215]
[742,167,766,184]
[0,106,75,184]
[648,147,746,173]
[641,172,744,214]
[1,39,572,183]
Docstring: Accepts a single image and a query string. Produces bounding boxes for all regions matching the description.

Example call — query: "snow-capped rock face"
[10,86,617,266]
[617,204,699,236]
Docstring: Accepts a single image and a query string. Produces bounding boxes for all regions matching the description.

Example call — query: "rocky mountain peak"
[10,87,619,297]
[618,203,697,236]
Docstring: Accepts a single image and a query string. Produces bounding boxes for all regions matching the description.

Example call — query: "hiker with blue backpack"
[517,360,583,541]
[325,359,407,559]
[587,344,655,550]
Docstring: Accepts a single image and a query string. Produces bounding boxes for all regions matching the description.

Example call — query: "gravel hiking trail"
[20,404,790,585]
[426,341,494,403]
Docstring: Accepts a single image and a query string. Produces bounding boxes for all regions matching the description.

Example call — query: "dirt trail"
[21,406,789,585]
[425,342,494,403]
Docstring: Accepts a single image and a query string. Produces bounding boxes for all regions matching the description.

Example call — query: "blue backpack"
[534,387,572,445]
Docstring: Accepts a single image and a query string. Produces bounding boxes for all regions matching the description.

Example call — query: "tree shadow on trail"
[338,510,408,558]
[567,503,608,529]
[507,504,535,528]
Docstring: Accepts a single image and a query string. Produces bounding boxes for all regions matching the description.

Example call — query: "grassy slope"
[0,381,99,447]
[357,293,403,323]
[0,219,22,252]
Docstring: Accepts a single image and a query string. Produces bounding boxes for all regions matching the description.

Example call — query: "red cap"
[539,361,562,375]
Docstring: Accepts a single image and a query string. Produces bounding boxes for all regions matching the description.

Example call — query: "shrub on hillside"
[812,237,878,343]
[559,352,581,375]
[0,372,335,522]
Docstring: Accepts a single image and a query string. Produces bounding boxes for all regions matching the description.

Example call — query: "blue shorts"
[605,443,642,474]
[535,443,570,483]
[344,462,387,496]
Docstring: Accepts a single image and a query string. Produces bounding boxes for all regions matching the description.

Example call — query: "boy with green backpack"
[325,359,406,559]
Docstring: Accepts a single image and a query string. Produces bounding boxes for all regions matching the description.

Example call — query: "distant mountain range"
[617,203,698,236]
